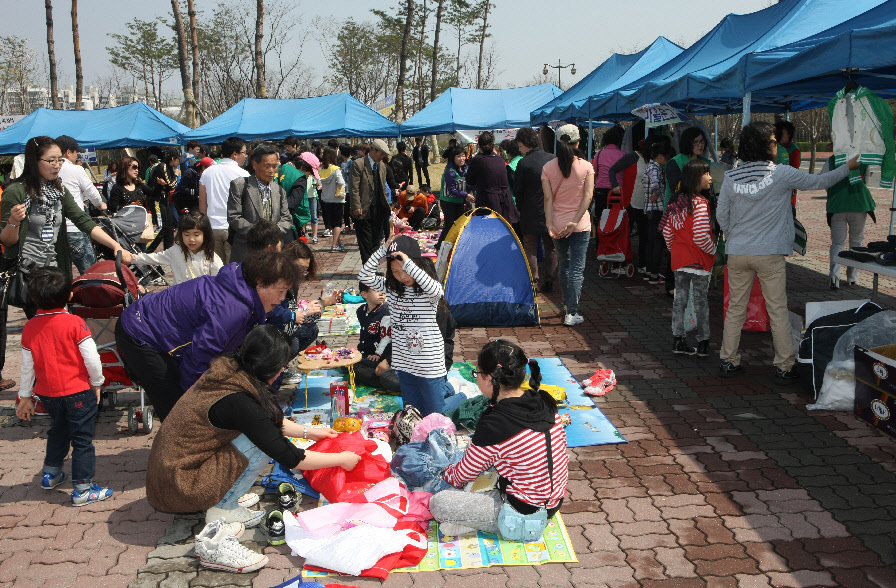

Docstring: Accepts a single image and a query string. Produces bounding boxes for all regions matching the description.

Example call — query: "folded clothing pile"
[581,368,616,397]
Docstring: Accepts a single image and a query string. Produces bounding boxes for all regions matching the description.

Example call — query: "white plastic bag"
[807,360,856,411]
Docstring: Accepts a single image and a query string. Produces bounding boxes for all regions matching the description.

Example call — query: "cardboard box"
[330,381,351,418]
[854,344,896,440]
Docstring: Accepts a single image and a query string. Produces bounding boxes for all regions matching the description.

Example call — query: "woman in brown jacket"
[145,325,360,527]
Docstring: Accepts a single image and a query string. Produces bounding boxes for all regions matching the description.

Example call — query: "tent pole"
[588,120,593,160]
[742,92,752,127]
[784,108,790,122]
[713,114,718,156]
[890,181,896,235]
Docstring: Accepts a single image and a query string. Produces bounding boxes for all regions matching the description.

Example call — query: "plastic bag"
[723,267,770,332]
[391,428,462,493]
[807,360,856,411]
[410,413,456,443]
[302,432,392,503]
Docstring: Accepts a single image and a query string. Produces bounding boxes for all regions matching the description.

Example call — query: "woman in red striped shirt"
[430,340,568,538]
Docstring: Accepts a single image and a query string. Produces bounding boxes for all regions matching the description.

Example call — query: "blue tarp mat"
[182,93,399,142]
[530,37,683,125]
[583,0,890,118]
[444,214,537,326]
[0,102,188,154]
[399,84,562,135]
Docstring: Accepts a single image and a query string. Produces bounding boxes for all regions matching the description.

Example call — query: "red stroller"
[69,252,154,434]
[595,190,635,279]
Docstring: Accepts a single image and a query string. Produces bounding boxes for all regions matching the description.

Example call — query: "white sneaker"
[563,313,585,326]
[196,534,268,573]
[205,505,265,528]
[194,518,245,556]
[237,492,259,508]
[322,229,333,237]
[281,369,303,385]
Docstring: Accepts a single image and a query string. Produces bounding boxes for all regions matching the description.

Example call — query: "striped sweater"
[661,194,716,272]
[359,246,446,378]
[443,412,568,509]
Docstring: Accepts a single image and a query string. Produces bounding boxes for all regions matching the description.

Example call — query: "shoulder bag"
[496,429,554,541]
[0,197,36,309]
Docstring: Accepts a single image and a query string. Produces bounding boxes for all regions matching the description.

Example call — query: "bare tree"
[255,0,267,97]
[71,0,83,109]
[474,1,493,89]
[171,0,195,126]
[394,0,414,123]
[445,0,474,86]
[45,0,59,108]
[0,36,40,114]
[793,107,831,173]
[187,0,200,118]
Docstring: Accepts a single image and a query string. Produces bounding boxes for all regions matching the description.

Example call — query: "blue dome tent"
[442,208,539,327]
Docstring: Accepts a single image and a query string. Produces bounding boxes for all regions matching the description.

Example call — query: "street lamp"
[543,60,576,88]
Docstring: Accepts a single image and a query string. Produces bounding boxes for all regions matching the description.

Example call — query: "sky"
[10,0,773,99]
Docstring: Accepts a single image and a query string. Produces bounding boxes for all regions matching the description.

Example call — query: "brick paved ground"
[1,185,895,588]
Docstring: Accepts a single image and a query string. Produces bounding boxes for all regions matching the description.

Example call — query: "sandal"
[0,378,16,391]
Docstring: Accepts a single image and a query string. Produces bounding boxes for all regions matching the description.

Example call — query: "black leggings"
[114,320,183,422]
[437,200,466,249]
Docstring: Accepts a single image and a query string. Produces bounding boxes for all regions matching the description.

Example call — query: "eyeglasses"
[471,368,486,378]
[40,158,65,166]
[692,139,706,146]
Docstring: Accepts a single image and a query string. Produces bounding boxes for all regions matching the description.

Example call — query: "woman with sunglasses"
[1,136,134,313]
[108,156,146,213]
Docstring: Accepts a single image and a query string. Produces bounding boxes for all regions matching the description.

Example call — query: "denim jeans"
[397,371,466,416]
[68,231,96,276]
[391,428,462,492]
[672,271,711,341]
[213,434,268,510]
[40,389,98,491]
[553,230,590,315]
[308,197,319,226]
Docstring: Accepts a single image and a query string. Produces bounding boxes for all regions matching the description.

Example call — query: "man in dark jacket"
[390,141,413,187]
[514,127,557,292]
[412,137,430,186]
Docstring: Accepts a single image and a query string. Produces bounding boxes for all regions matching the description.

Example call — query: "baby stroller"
[69,251,154,434]
[595,190,635,278]
[94,205,168,287]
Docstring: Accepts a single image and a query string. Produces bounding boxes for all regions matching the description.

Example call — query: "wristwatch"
[5,223,18,229]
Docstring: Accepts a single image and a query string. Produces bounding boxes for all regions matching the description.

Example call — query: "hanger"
[845,75,859,92]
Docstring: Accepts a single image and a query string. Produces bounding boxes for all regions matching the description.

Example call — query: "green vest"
[777,142,798,166]
[276,164,310,230]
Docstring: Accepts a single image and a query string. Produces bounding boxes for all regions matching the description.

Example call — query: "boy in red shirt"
[15,267,112,506]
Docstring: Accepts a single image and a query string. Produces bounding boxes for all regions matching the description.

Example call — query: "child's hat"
[387,235,422,259]
[406,184,418,195]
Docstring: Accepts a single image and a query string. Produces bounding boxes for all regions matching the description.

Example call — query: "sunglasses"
[129,164,139,170]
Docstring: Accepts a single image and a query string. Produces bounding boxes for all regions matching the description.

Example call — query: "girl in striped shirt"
[429,340,568,538]
[660,159,716,357]
[359,234,470,416]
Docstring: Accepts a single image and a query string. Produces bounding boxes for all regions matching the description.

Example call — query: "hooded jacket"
[119,262,267,391]
[717,161,849,257]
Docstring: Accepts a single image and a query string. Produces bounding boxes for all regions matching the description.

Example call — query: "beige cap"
[370,139,390,154]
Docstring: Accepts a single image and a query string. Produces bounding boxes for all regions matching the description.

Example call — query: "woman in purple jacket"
[466,132,520,224]
[114,249,302,422]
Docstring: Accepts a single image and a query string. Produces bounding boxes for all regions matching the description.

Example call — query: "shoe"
[696,340,710,357]
[71,484,113,506]
[541,280,554,293]
[237,492,259,509]
[672,337,697,355]
[264,510,286,545]
[310,237,318,244]
[0,378,15,391]
[42,472,66,490]
[648,274,663,285]
[281,369,302,386]
[639,266,647,274]
[775,366,800,386]
[330,244,345,252]
[150,277,167,287]
[846,280,856,286]
[581,369,616,397]
[719,361,743,378]
[277,482,298,511]
[194,518,246,556]
[643,273,652,281]
[196,534,268,574]
[205,506,265,528]
[563,313,585,326]
[322,229,333,237]
[831,276,840,289]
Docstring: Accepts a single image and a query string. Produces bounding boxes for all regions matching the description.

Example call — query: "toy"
[333,416,362,432]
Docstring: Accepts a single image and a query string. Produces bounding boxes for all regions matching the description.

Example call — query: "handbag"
[139,210,154,243]
[496,429,554,542]
[793,217,807,256]
[388,404,423,451]
[0,198,36,309]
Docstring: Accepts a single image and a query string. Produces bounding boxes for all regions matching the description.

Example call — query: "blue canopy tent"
[582,0,889,120]
[399,84,562,135]
[182,94,399,143]
[530,37,683,125]
[0,102,189,154]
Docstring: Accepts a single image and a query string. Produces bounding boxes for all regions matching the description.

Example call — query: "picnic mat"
[303,514,577,578]
[289,357,625,448]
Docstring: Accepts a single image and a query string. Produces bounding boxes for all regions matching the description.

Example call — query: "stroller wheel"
[598,262,610,277]
[106,391,118,409]
[127,407,139,434]
[143,407,154,433]
[626,263,635,278]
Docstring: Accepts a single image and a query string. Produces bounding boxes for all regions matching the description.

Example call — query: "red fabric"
[595,192,632,262]
[664,197,716,272]
[98,351,133,387]
[620,163,637,206]
[723,267,771,332]
[71,260,140,307]
[302,433,392,503]
[22,310,94,397]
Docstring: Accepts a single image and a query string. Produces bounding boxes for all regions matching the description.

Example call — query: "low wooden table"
[293,349,362,408]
